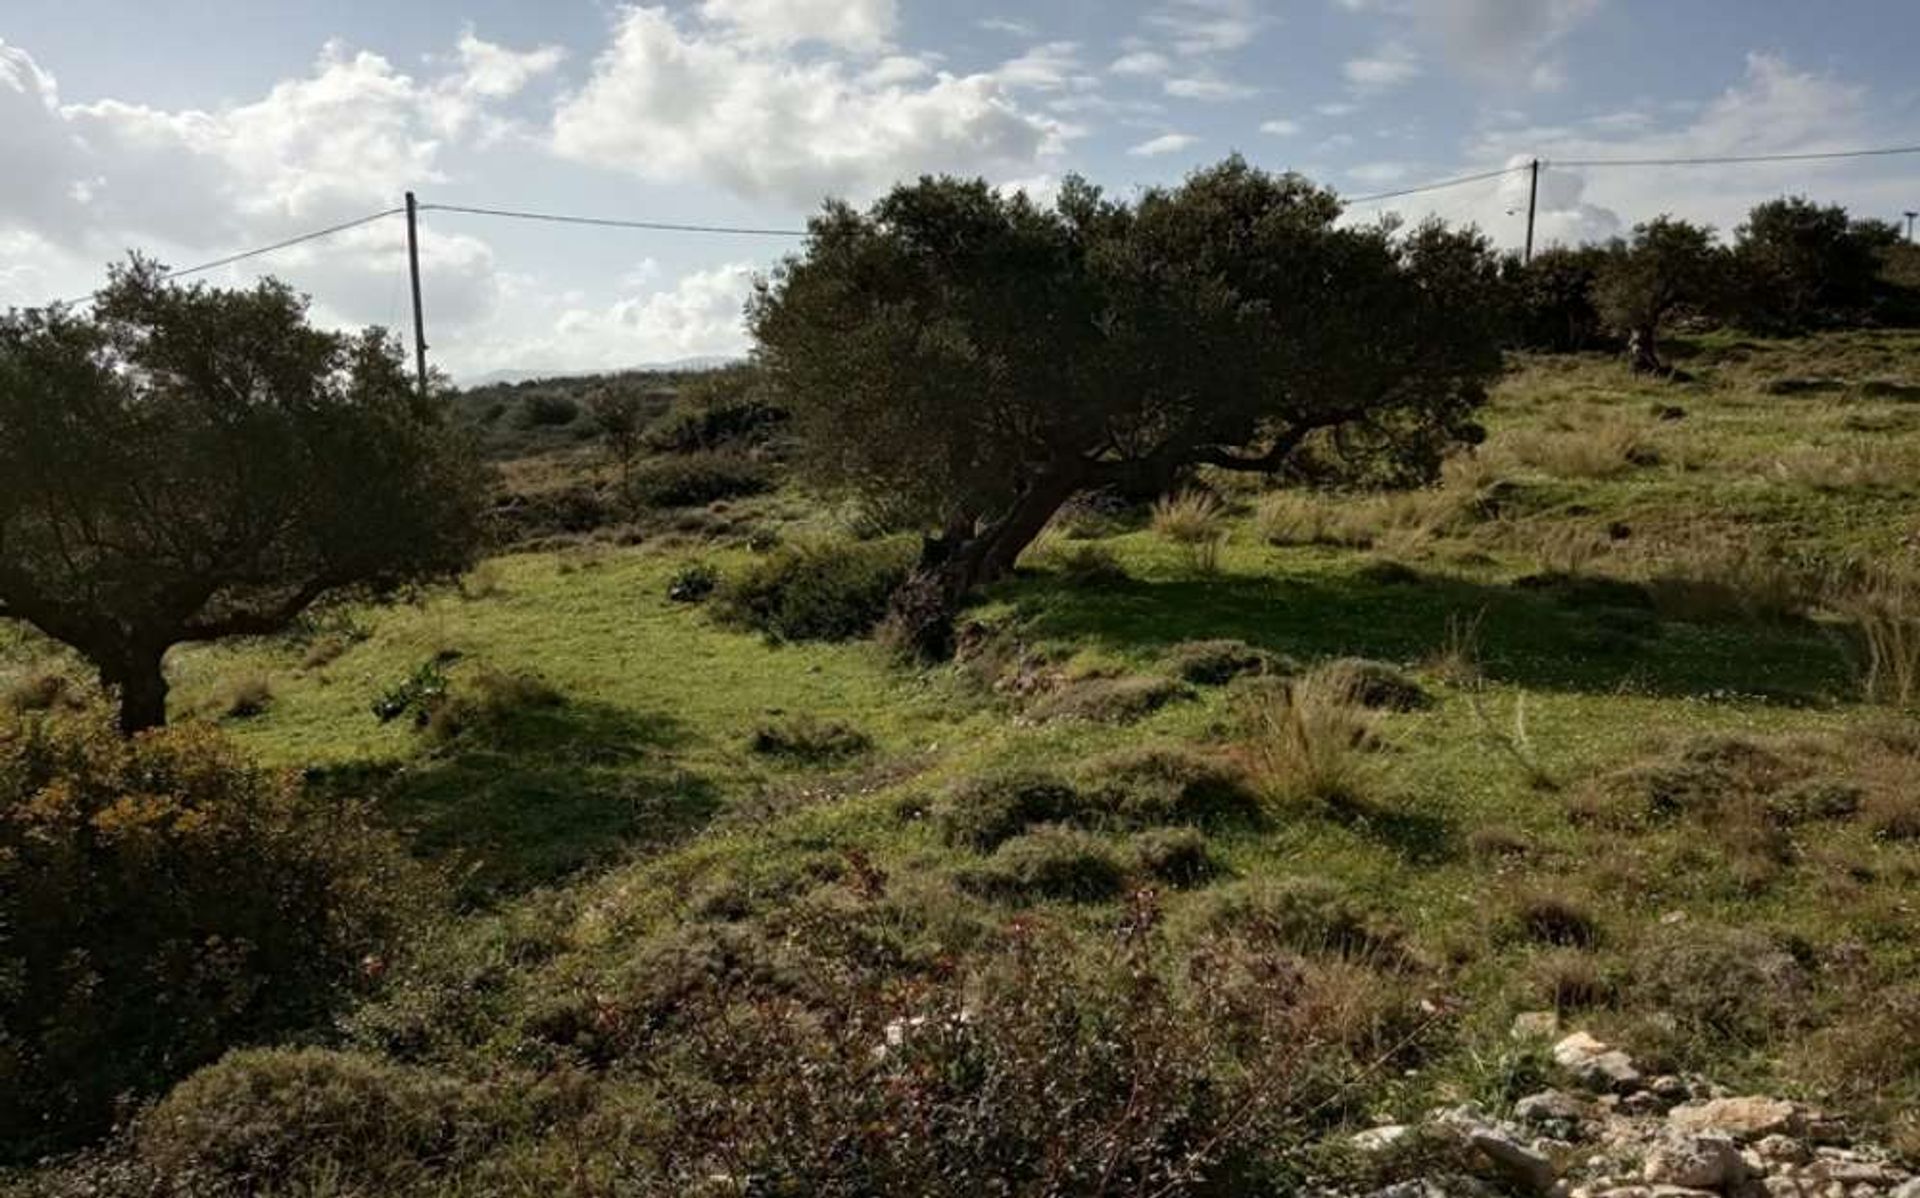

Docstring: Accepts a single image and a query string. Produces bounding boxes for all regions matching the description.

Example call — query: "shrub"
[1502,891,1601,948]
[624,451,771,509]
[1026,674,1192,725]
[666,562,719,603]
[1162,639,1291,686]
[749,714,873,763]
[4,669,85,713]
[1173,876,1406,964]
[714,536,914,642]
[646,368,787,454]
[1627,923,1812,1048]
[207,672,272,721]
[1317,658,1430,711]
[1056,543,1130,585]
[1077,745,1263,828]
[0,713,422,1158]
[961,825,1128,903]
[138,1049,505,1193]
[933,767,1084,851]
[420,668,565,747]
[372,657,452,724]
[1131,827,1220,887]
[512,392,580,429]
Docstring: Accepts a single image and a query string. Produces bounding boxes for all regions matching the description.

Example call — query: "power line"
[1560,143,1920,168]
[53,207,405,307]
[1343,164,1529,207]
[419,202,808,238]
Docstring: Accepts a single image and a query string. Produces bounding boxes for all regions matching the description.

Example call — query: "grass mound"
[714,535,914,642]
[1026,674,1192,724]
[1076,744,1263,828]
[1161,638,1292,685]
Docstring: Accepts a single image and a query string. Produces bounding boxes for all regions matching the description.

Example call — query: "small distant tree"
[1594,216,1721,373]
[1731,196,1886,331]
[0,260,485,733]
[588,384,649,484]
[1509,244,1612,351]
[751,160,1506,655]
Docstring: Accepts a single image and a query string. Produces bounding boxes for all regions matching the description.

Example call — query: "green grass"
[7,332,1920,1186]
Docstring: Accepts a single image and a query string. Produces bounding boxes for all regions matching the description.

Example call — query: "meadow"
[5,328,1919,1194]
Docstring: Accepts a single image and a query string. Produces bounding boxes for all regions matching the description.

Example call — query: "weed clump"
[666,561,718,602]
[1240,672,1383,808]
[960,825,1128,903]
[1076,745,1263,828]
[1317,658,1430,711]
[1174,877,1406,964]
[933,767,1083,851]
[1131,827,1220,887]
[749,714,873,763]
[1161,639,1291,686]
[714,535,914,642]
[1502,890,1602,948]
[1026,674,1192,725]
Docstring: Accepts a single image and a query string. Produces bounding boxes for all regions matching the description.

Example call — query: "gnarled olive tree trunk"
[97,643,170,736]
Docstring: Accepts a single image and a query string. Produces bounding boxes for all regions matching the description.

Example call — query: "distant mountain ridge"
[459,354,741,389]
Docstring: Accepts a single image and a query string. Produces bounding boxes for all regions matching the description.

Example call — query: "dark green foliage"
[1131,827,1220,887]
[588,384,650,481]
[752,159,1506,654]
[0,259,484,733]
[1161,638,1291,685]
[1027,674,1192,724]
[933,767,1083,851]
[0,713,422,1159]
[1595,216,1723,372]
[1508,244,1613,351]
[1730,197,1892,332]
[960,825,1128,902]
[1319,658,1429,711]
[666,562,719,603]
[748,714,873,763]
[646,366,787,454]
[624,450,771,508]
[512,392,579,429]
[713,536,914,641]
[1077,745,1263,827]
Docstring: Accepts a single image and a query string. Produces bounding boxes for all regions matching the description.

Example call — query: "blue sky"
[4,0,1918,379]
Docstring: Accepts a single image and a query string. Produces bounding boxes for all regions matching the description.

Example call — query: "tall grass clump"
[1152,490,1228,574]
[1833,566,1920,707]
[714,535,915,642]
[1239,671,1382,808]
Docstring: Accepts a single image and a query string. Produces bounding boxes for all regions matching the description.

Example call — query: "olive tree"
[0,260,485,733]
[750,159,1507,655]
[1732,197,1894,331]
[1594,216,1721,373]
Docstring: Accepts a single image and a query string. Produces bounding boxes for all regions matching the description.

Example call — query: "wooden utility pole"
[1524,159,1541,265]
[405,191,428,396]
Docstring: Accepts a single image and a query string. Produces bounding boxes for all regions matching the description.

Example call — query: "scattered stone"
[1468,1128,1559,1196]
[1753,1136,1811,1166]
[1669,1096,1803,1142]
[1517,1089,1590,1129]
[1890,1179,1920,1198]
[1642,1132,1745,1190]
[1554,1031,1644,1093]
[1352,1124,1414,1153]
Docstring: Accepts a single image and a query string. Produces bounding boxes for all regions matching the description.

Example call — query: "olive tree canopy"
[749,158,1507,655]
[0,260,485,732]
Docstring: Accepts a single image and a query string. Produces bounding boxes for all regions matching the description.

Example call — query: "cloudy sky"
[4,0,1918,380]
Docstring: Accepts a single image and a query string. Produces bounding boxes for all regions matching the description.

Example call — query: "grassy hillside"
[6,330,1919,1193]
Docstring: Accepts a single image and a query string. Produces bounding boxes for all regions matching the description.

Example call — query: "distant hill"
[460,355,741,389]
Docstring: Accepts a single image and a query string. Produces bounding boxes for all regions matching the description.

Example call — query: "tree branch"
[178,575,339,642]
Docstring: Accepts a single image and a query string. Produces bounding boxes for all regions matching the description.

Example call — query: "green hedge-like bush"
[0,713,425,1159]
[714,536,914,642]
[624,451,771,508]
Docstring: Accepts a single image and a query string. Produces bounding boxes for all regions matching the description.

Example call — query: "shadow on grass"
[993,563,1852,704]
[312,698,717,902]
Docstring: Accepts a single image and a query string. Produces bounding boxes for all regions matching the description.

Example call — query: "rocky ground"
[1331,1018,1917,1198]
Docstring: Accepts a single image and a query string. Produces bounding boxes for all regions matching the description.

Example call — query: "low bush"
[1026,674,1191,725]
[645,368,787,454]
[1173,876,1407,965]
[0,713,423,1159]
[714,536,915,642]
[748,714,873,763]
[138,1049,508,1193]
[1626,923,1813,1050]
[933,767,1083,851]
[1502,890,1602,948]
[1161,639,1291,686]
[1316,658,1430,711]
[960,825,1128,903]
[666,561,718,602]
[420,668,566,747]
[1131,827,1220,887]
[1076,745,1263,828]
[624,451,770,509]
[512,392,579,429]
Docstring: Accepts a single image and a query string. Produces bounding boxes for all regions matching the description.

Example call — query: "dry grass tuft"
[1831,565,1920,707]
[1504,414,1661,480]
[1239,672,1383,808]
[1151,490,1229,574]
